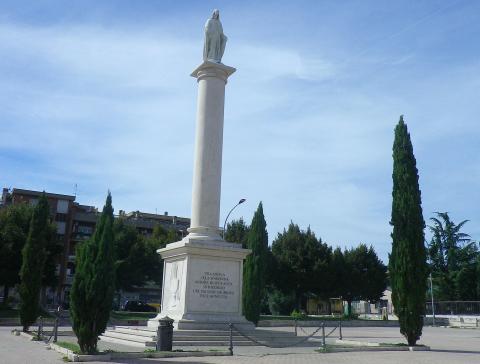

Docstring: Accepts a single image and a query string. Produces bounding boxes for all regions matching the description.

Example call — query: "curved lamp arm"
[222,198,246,239]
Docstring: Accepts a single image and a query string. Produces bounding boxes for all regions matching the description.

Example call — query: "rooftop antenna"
[74,184,77,198]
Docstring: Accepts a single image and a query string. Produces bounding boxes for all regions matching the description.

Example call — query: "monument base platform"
[152,234,252,331]
[100,325,300,348]
[147,317,254,331]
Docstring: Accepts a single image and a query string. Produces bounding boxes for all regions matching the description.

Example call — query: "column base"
[154,236,252,331]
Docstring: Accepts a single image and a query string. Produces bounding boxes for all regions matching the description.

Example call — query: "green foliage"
[43,222,63,288]
[114,219,149,290]
[225,218,249,248]
[56,341,81,354]
[143,224,177,286]
[389,116,427,346]
[290,309,306,320]
[242,202,268,325]
[342,244,387,316]
[114,220,177,291]
[428,212,478,300]
[70,193,116,354]
[19,193,50,331]
[0,203,32,302]
[0,202,61,303]
[267,289,296,315]
[329,248,347,298]
[271,222,332,307]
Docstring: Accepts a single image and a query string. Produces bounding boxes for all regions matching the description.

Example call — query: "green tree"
[267,289,296,315]
[0,204,32,303]
[70,193,116,353]
[242,202,268,325]
[428,212,476,300]
[0,203,61,305]
[343,244,387,316]
[114,219,148,290]
[271,222,331,309]
[389,116,427,346]
[42,223,63,289]
[143,224,178,286]
[225,218,250,248]
[18,193,50,331]
[330,248,347,299]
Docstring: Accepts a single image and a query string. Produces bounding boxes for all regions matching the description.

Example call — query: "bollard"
[294,319,298,337]
[37,316,44,340]
[156,316,174,351]
[54,306,61,343]
[228,323,233,356]
[53,317,59,343]
[339,319,343,340]
[322,322,326,347]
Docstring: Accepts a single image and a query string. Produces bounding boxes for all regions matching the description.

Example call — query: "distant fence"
[351,300,480,316]
[426,301,480,315]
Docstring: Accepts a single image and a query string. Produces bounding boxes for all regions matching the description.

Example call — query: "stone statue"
[203,9,227,63]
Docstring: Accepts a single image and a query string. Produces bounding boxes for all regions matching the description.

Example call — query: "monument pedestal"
[148,236,254,330]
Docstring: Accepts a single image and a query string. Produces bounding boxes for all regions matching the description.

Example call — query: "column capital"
[191,61,236,83]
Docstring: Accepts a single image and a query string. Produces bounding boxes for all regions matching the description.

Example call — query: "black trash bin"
[156,316,174,351]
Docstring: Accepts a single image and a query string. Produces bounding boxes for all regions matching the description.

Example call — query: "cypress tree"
[70,193,116,353]
[19,193,50,332]
[389,116,427,346]
[243,202,268,325]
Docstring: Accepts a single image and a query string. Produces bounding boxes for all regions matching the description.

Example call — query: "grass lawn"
[55,341,81,354]
[110,311,157,320]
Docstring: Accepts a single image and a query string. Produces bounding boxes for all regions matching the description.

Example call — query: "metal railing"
[425,301,480,315]
[227,320,343,355]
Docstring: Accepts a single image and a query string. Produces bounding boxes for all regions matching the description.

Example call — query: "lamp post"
[429,272,435,326]
[222,199,246,239]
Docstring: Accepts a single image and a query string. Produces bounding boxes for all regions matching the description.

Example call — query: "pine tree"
[19,193,50,332]
[243,202,268,325]
[225,218,249,248]
[389,116,427,346]
[70,193,116,353]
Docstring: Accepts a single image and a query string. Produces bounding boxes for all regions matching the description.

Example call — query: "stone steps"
[99,326,299,348]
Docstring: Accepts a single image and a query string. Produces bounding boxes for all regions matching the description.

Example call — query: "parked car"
[122,300,157,312]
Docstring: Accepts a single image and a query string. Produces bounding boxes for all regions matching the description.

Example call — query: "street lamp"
[429,272,436,326]
[222,198,246,239]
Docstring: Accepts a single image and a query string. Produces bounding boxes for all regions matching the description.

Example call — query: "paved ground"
[1,325,480,363]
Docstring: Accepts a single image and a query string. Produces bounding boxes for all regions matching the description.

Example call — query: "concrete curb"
[48,342,230,362]
[319,339,431,353]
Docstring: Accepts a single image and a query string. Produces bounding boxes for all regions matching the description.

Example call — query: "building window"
[55,213,67,222]
[56,221,66,234]
[57,199,69,214]
[77,225,93,235]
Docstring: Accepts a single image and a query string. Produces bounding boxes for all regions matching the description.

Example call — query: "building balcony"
[72,234,91,242]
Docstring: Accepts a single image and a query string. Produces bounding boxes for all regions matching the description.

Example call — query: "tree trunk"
[3,285,9,304]
[296,290,301,310]
[347,300,352,317]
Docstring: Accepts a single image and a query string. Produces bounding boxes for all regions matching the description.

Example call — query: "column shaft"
[189,61,236,238]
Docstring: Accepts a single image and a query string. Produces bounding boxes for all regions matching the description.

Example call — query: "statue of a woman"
[203,9,227,63]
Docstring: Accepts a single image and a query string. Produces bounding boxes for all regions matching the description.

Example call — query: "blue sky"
[1,1,479,261]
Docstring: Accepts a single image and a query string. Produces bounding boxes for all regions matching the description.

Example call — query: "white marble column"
[149,60,253,330]
[188,61,236,239]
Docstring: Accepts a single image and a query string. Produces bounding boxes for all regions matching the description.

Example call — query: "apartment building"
[0,187,190,306]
